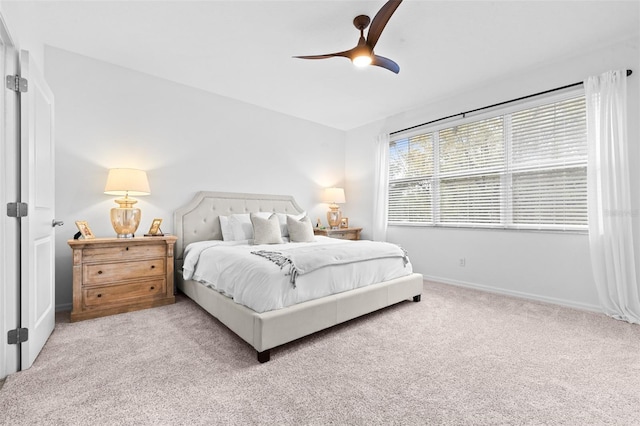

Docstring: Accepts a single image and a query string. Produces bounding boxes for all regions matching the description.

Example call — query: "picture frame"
[146,218,164,236]
[75,221,95,239]
[340,217,349,228]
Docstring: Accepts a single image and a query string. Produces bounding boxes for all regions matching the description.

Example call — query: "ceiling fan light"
[353,54,372,67]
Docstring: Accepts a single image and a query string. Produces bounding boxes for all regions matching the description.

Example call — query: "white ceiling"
[4,0,639,130]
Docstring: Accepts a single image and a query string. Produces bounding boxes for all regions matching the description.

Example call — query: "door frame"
[0,12,20,379]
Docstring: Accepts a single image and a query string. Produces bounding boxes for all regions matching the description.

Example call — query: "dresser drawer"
[84,258,165,285]
[330,232,354,240]
[83,243,166,262]
[326,231,358,240]
[313,227,362,241]
[84,279,166,307]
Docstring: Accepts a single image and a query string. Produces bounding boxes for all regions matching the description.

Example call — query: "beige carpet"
[1,281,639,425]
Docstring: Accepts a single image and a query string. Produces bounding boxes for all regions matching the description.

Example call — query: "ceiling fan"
[293,0,403,74]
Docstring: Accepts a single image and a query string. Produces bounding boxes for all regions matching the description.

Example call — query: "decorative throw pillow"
[287,215,315,242]
[276,211,306,237]
[218,216,234,241]
[251,213,284,244]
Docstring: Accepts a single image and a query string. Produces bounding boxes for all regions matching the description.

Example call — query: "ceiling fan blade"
[372,55,400,74]
[293,48,355,60]
[367,0,403,49]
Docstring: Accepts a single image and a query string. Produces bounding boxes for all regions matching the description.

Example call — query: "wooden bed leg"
[413,295,421,302]
[257,350,271,363]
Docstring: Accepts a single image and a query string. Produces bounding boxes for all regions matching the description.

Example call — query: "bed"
[174,191,423,362]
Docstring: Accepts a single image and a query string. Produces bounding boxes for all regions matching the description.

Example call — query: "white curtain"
[372,133,390,241]
[585,70,640,324]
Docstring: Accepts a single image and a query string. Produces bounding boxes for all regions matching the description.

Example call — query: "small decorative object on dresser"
[68,235,177,322]
[313,226,362,241]
[340,217,349,228]
[145,218,164,236]
[75,221,95,239]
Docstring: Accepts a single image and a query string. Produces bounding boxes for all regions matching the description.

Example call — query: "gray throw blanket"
[251,241,409,288]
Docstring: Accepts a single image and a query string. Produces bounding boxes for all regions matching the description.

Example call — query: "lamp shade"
[104,168,150,196]
[323,187,346,204]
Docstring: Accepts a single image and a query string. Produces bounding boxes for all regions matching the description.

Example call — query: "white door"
[20,50,56,369]
[0,14,19,378]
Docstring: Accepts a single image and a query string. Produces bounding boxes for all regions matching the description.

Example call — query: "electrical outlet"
[459,258,466,267]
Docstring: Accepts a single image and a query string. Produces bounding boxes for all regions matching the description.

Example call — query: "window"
[388,134,433,223]
[388,92,587,231]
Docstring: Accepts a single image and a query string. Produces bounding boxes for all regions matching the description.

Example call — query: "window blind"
[439,175,502,225]
[510,97,587,228]
[388,93,588,231]
[439,117,504,175]
[511,97,587,168]
[438,116,504,225]
[388,134,433,223]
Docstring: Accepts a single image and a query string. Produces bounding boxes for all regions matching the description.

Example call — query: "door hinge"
[8,328,28,345]
[5,75,28,92]
[7,202,28,218]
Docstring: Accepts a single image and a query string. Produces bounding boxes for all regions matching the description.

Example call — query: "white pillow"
[229,212,271,241]
[287,215,315,242]
[276,211,306,237]
[218,216,234,241]
[251,213,284,245]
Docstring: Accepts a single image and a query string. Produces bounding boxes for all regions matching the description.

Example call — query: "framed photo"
[146,218,163,236]
[340,217,349,228]
[75,221,95,239]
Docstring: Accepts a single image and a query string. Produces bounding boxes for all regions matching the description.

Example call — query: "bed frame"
[174,191,423,362]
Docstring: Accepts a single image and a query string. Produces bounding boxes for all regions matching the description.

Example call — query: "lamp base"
[327,206,342,230]
[110,207,141,239]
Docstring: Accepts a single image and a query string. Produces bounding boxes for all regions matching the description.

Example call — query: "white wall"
[14,24,640,314]
[0,5,44,69]
[345,37,640,311]
[45,47,345,310]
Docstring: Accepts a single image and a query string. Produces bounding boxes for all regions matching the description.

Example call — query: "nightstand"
[68,236,177,322]
[313,227,362,241]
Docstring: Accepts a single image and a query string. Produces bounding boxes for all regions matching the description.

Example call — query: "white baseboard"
[423,274,602,313]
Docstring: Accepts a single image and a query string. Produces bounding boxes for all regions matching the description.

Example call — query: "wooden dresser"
[313,227,362,241]
[68,236,177,322]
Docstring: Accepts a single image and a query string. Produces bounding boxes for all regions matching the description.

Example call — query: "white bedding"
[182,236,413,313]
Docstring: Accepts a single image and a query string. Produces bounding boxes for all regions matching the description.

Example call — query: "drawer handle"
[150,265,155,269]
[97,270,103,275]
[150,286,155,291]
[126,247,129,251]
[97,293,102,298]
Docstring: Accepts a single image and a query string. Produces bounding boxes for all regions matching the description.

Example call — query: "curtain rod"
[390,69,633,136]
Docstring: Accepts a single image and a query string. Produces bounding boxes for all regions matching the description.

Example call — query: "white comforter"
[182,236,413,313]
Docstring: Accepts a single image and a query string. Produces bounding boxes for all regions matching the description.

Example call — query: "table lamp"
[104,168,150,238]
[323,187,346,229]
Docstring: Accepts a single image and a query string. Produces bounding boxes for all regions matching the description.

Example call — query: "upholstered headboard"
[173,191,305,260]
